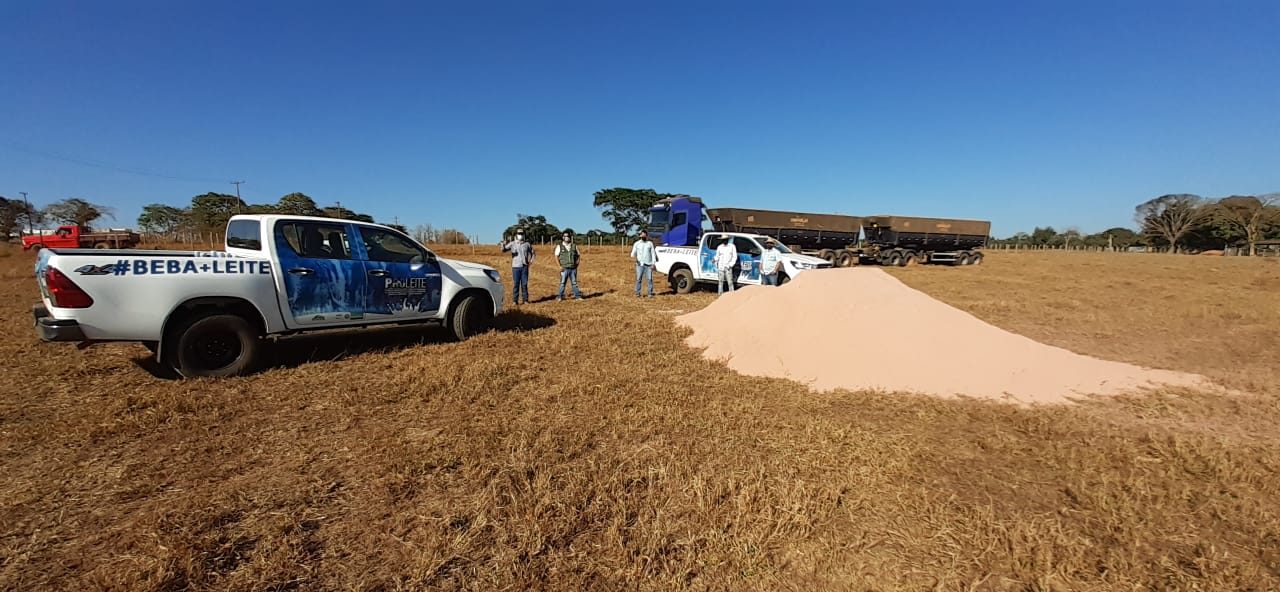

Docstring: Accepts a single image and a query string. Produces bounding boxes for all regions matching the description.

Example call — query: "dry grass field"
[2,244,1278,591]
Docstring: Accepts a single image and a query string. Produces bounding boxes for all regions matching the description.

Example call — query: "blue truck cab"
[647,196,707,247]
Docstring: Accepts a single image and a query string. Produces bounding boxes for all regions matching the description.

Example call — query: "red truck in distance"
[22,225,142,251]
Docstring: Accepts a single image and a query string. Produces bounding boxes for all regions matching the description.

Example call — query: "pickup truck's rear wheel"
[167,314,260,378]
[777,272,791,286]
[93,242,111,249]
[450,294,494,341]
[671,268,695,294]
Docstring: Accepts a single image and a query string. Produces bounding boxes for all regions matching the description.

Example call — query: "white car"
[655,232,832,293]
[33,214,504,377]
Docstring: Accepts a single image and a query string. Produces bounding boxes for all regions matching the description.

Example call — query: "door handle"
[288,267,314,276]
[368,269,390,277]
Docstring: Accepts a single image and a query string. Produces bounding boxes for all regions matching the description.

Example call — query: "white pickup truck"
[33,214,505,377]
[655,231,832,293]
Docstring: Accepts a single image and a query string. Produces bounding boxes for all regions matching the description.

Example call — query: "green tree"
[137,204,189,235]
[593,187,672,234]
[1085,227,1140,250]
[1030,226,1059,247]
[503,214,560,243]
[1135,194,1210,253]
[43,198,113,227]
[276,192,322,216]
[189,192,246,233]
[1210,195,1280,256]
[320,205,374,222]
[0,197,25,238]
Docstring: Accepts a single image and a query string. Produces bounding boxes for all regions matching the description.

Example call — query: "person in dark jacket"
[554,231,582,301]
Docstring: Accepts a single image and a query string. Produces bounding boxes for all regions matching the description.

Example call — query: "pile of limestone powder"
[675,268,1208,405]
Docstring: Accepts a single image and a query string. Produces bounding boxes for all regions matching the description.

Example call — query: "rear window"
[226,220,261,250]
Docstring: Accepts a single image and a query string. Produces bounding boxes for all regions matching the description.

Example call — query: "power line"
[3,143,228,184]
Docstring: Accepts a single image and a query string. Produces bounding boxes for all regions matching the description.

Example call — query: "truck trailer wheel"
[450,293,495,341]
[836,251,858,267]
[956,253,971,266]
[93,242,110,249]
[903,252,918,266]
[167,313,261,378]
[886,251,903,266]
[817,249,836,265]
[671,268,696,294]
[969,252,984,265]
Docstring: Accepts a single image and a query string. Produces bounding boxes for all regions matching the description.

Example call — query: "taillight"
[44,268,94,308]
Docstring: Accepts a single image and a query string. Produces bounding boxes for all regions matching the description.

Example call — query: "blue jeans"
[635,263,654,295]
[762,271,778,286]
[558,268,582,299]
[511,266,529,303]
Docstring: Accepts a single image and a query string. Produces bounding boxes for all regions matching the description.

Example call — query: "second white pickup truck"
[33,214,505,377]
[655,231,832,293]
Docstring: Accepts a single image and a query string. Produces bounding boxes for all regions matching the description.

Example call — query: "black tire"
[887,251,904,267]
[969,252,984,266]
[93,242,110,249]
[142,341,158,354]
[450,294,495,341]
[777,272,791,285]
[956,252,972,266]
[836,250,857,267]
[166,314,260,378]
[903,252,918,267]
[671,268,696,294]
[817,249,836,264]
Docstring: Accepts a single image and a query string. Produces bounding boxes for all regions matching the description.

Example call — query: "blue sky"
[3,0,1277,240]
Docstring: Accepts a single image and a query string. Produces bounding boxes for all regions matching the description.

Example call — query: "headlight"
[484,269,501,283]
[793,261,816,269]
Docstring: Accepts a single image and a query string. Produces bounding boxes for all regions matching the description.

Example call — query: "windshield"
[648,208,670,227]
[754,236,791,253]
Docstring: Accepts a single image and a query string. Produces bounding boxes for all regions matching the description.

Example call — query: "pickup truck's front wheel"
[671,268,695,294]
[167,314,260,378]
[450,294,494,341]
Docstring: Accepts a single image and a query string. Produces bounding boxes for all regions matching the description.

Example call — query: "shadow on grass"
[133,309,556,379]
[528,290,611,303]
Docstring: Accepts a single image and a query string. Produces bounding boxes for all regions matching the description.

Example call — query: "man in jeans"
[713,235,738,295]
[631,230,657,297]
[502,232,534,305]
[554,231,583,301]
[760,238,783,286]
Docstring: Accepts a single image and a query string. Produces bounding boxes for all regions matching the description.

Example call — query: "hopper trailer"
[647,196,991,267]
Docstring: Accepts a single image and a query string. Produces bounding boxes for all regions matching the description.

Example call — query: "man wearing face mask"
[553,231,583,301]
[502,231,534,305]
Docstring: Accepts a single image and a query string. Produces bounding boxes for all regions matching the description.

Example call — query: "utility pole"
[230,180,244,213]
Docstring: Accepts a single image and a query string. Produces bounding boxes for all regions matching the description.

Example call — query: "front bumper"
[33,304,87,342]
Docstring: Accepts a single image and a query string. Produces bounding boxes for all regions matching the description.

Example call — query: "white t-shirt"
[714,241,738,271]
[761,247,782,274]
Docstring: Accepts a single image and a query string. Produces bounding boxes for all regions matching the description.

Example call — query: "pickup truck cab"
[655,231,831,293]
[23,225,141,250]
[33,215,504,377]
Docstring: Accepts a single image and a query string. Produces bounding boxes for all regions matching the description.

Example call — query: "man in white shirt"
[631,230,657,297]
[713,235,738,295]
[760,238,783,286]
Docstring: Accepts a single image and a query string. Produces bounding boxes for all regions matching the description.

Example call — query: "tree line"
[992,194,1280,255]
[0,192,473,245]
